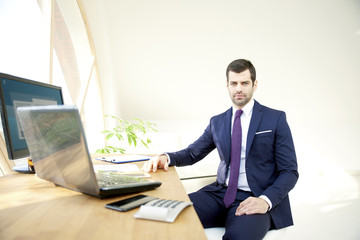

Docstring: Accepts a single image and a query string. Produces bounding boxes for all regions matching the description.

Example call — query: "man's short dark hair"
[226,59,256,84]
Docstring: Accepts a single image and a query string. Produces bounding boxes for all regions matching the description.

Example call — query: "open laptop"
[17,105,161,198]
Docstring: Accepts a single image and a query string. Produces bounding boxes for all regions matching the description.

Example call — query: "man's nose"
[236,84,243,92]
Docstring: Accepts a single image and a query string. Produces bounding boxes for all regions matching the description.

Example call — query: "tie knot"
[235,109,243,118]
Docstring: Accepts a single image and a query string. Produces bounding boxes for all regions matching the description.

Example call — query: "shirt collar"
[232,99,254,117]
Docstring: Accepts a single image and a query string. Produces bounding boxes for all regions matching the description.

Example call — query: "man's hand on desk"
[142,154,169,173]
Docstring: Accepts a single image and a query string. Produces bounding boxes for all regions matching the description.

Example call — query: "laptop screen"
[17,105,100,196]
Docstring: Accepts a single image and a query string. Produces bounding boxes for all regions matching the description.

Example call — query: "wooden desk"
[0,162,206,240]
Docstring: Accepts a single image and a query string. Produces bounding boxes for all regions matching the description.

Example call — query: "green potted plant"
[96,115,157,154]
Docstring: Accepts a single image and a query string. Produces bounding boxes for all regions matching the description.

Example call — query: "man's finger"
[235,197,268,216]
[152,158,159,172]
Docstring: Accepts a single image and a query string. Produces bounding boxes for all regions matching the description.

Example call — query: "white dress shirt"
[225,99,254,191]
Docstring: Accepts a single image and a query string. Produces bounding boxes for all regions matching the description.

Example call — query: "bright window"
[0,0,105,157]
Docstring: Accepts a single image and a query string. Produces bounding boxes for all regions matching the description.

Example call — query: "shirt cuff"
[161,153,171,165]
[259,195,272,211]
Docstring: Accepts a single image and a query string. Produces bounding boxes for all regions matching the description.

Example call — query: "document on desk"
[96,155,150,163]
[93,164,150,177]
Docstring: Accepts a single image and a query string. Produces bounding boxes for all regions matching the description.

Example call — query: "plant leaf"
[105,133,114,140]
[127,133,133,146]
[116,133,124,141]
[141,139,149,149]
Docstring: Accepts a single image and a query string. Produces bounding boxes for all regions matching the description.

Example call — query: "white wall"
[83,0,360,172]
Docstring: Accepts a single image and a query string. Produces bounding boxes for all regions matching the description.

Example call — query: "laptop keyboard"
[96,171,148,188]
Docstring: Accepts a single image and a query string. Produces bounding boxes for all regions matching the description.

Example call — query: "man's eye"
[242,82,249,86]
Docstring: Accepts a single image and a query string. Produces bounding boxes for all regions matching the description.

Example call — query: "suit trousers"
[189,185,271,240]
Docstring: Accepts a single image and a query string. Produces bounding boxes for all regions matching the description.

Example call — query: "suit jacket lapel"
[246,100,263,158]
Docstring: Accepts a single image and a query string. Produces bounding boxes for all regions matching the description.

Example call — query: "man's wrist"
[259,195,272,211]
[160,153,171,165]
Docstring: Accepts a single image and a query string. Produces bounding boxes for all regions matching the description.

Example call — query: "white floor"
[180,173,360,240]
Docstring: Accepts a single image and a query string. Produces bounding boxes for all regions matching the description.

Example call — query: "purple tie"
[224,109,243,208]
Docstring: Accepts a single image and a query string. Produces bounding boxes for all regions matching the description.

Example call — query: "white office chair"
[204,227,288,240]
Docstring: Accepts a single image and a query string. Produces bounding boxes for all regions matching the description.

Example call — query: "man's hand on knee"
[235,197,269,216]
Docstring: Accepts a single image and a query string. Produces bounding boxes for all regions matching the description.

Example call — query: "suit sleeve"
[167,122,216,167]
[262,112,299,208]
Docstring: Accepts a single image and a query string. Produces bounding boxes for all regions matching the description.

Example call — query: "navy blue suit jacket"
[168,100,299,229]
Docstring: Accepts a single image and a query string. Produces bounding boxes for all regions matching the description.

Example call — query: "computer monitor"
[0,72,64,172]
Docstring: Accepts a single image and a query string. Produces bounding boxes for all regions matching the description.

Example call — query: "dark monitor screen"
[0,73,64,160]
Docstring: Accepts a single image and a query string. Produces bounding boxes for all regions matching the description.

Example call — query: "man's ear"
[253,80,258,91]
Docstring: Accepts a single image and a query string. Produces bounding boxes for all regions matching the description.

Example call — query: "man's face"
[227,70,258,109]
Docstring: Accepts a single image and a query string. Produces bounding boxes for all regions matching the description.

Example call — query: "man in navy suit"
[143,59,298,240]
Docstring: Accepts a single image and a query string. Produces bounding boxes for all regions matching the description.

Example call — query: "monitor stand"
[12,158,35,174]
